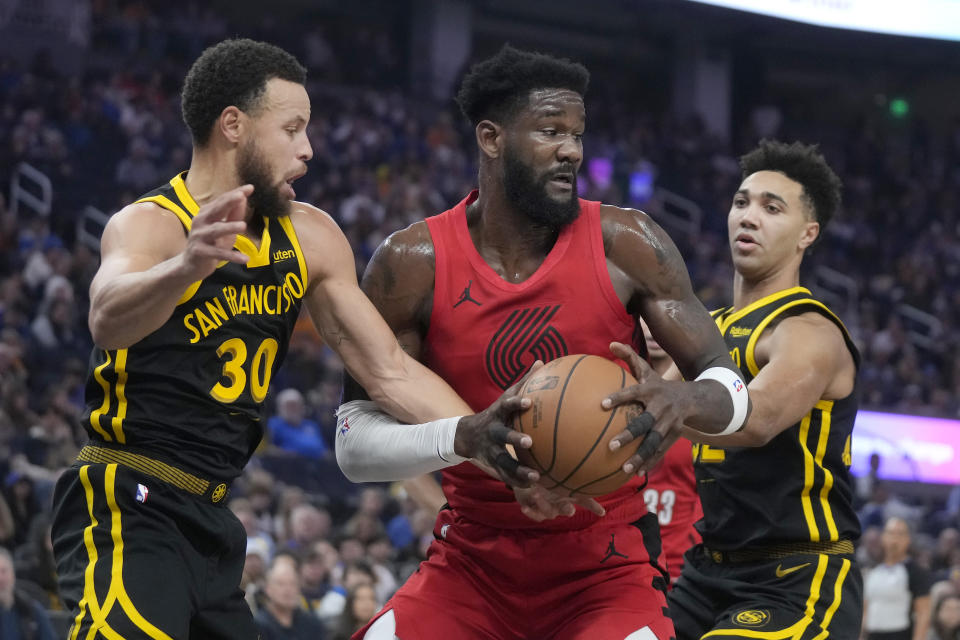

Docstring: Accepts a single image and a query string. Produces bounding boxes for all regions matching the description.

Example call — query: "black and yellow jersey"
[81,173,308,480]
[693,286,861,550]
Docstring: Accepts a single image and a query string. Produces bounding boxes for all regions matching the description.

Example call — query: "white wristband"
[334,400,468,482]
[693,367,749,436]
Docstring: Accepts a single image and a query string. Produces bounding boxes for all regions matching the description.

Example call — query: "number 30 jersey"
[81,173,307,480]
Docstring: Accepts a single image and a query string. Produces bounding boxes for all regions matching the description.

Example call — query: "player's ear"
[476,120,502,159]
[798,220,819,251]
[218,106,244,145]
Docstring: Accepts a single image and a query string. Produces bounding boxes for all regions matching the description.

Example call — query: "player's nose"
[557,134,581,165]
[739,205,761,228]
[298,137,314,163]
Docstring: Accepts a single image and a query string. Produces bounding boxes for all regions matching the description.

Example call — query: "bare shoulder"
[286,201,356,286]
[758,310,850,365]
[758,310,856,398]
[768,311,847,346]
[362,220,436,302]
[288,201,346,248]
[598,203,689,296]
[101,200,187,259]
[371,220,435,272]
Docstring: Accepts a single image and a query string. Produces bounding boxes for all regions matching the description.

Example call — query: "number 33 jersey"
[81,173,307,480]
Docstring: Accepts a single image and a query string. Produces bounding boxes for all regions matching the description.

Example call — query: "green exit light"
[889,98,909,118]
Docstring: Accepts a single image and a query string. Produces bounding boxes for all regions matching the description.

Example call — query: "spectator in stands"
[933,529,960,575]
[863,517,932,640]
[330,583,379,640]
[299,541,336,613]
[243,536,272,614]
[114,136,159,191]
[860,526,886,570]
[286,504,332,552]
[231,497,276,561]
[0,492,14,548]
[0,547,56,640]
[857,453,884,506]
[267,388,329,460]
[316,559,377,628]
[932,594,960,640]
[365,536,398,604]
[255,556,326,639]
[1,474,39,549]
[11,516,60,610]
[861,482,926,530]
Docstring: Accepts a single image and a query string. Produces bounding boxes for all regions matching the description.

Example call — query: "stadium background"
[0,0,958,637]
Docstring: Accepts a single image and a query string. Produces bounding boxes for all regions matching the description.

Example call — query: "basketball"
[514,354,644,496]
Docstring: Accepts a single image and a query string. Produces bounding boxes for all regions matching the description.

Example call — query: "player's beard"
[237,138,290,220]
[502,144,580,233]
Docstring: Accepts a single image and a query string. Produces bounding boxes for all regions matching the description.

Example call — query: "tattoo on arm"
[640,218,688,295]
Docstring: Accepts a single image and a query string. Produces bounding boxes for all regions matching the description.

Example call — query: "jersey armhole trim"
[718,286,809,335]
[744,298,852,378]
[278,216,309,288]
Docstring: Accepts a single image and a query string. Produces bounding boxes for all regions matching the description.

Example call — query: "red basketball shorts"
[354,507,675,640]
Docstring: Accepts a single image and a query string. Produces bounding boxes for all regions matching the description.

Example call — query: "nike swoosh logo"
[775,562,811,578]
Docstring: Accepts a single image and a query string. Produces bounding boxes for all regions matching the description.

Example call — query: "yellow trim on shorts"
[811,558,851,640]
[70,464,174,639]
[71,465,124,640]
[702,554,829,639]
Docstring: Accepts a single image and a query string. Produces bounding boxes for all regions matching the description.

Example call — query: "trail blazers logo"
[486,305,568,389]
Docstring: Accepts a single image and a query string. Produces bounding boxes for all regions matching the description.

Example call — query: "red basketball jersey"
[644,438,702,582]
[422,191,646,530]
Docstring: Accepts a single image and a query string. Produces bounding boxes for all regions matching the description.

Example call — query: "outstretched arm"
[293,210,537,485]
[687,313,855,443]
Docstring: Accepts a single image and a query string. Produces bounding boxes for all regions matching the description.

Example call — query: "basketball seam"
[546,354,589,475]
[554,366,627,487]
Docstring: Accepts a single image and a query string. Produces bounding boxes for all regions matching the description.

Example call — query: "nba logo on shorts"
[733,379,744,393]
[136,483,149,504]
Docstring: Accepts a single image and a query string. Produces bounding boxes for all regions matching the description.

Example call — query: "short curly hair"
[181,39,306,147]
[740,140,842,238]
[455,44,590,126]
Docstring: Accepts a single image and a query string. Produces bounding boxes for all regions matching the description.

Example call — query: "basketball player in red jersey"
[640,319,703,586]
[335,45,750,640]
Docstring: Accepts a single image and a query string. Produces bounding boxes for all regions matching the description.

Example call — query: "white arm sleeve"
[335,400,469,482]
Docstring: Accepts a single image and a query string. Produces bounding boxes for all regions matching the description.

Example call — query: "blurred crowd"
[1,1,959,638]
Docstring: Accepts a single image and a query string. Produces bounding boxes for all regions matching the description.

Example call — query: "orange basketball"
[514,354,644,496]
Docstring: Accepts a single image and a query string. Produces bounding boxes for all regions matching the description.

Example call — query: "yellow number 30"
[210,338,279,404]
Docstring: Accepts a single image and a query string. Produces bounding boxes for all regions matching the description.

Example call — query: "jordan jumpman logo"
[453,280,482,308]
[600,534,629,563]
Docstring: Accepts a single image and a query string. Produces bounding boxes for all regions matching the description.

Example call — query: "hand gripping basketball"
[603,342,686,475]
[454,362,544,487]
